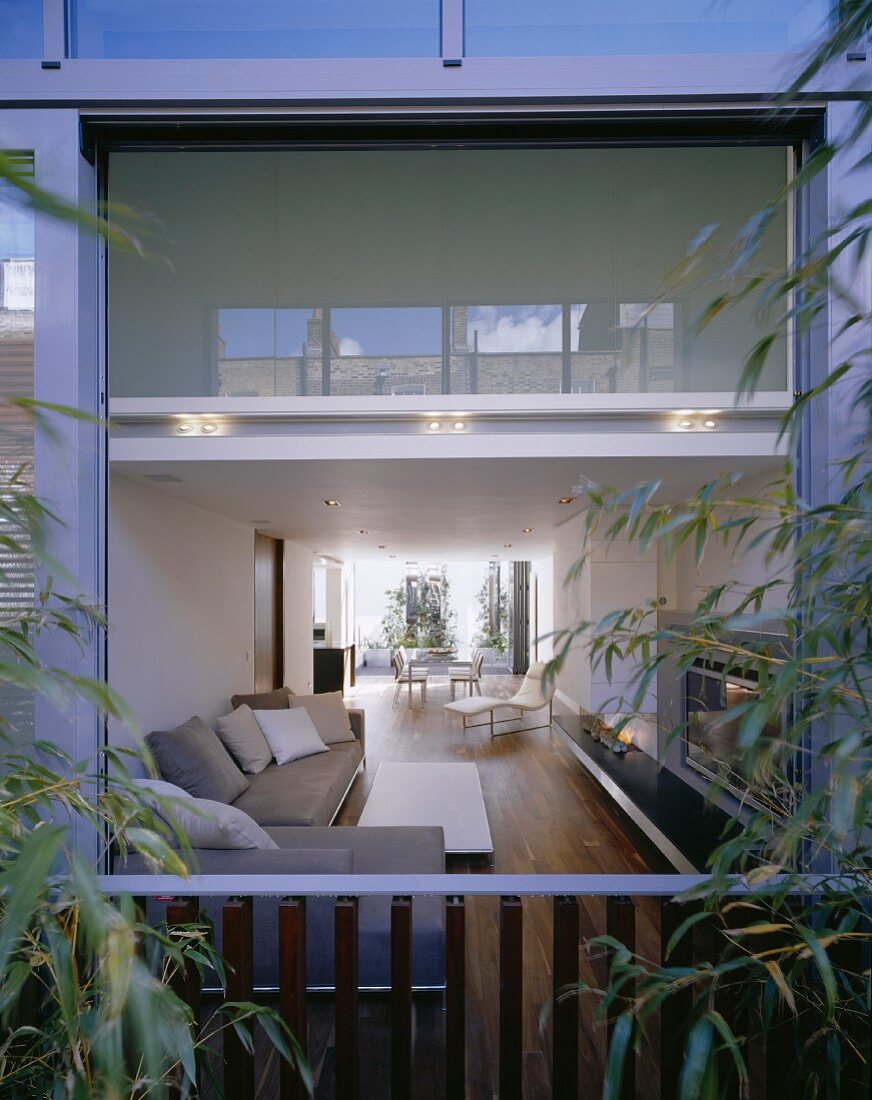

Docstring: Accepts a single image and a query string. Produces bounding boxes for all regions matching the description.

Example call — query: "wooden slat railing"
[103,873,835,1099]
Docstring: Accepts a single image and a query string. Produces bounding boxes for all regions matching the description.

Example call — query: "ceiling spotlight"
[200,423,218,434]
[388,554,396,558]
[176,422,194,434]
[676,419,695,430]
[522,527,533,533]
[451,421,467,431]
[503,543,513,548]
[358,529,369,535]
[703,419,719,429]
[558,496,575,505]
[323,499,341,507]
[427,421,442,432]
[378,544,386,549]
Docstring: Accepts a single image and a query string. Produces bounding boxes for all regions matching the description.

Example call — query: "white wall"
[107,476,255,771]
[550,512,591,713]
[283,540,314,693]
[672,469,791,613]
[531,555,554,662]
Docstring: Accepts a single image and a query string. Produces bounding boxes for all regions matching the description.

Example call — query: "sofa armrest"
[346,707,365,753]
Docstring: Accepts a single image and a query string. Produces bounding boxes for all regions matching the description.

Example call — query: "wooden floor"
[212,674,673,1099]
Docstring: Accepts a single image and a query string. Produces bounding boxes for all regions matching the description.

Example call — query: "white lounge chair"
[444,661,555,737]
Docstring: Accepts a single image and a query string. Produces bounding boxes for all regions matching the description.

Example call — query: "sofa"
[125,687,446,990]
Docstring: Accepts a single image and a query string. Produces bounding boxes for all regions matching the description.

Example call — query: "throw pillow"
[288,691,356,745]
[216,704,272,774]
[230,687,293,711]
[134,779,277,849]
[146,716,250,804]
[253,707,329,765]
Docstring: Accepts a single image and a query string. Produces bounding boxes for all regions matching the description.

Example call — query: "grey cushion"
[266,825,445,988]
[118,847,351,990]
[134,781,277,849]
[231,740,363,827]
[231,687,293,711]
[146,716,249,804]
[288,692,356,745]
[216,704,272,774]
[253,707,329,765]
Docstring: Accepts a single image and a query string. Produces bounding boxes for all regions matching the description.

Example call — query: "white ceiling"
[112,454,782,562]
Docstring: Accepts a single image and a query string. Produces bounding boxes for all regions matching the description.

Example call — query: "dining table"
[405,647,472,703]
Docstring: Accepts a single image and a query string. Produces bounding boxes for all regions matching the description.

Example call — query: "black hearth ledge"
[554,714,739,873]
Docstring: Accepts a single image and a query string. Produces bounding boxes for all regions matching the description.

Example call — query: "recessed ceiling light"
[378,544,386,549]
[389,554,396,558]
[504,543,513,548]
[200,423,218,434]
[451,421,467,431]
[703,419,718,429]
[176,423,194,434]
[676,419,695,430]
[522,527,533,533]
[558,497,575,505]
[427,421,442,432]
[323,499,341,507]
[358,529,369,535]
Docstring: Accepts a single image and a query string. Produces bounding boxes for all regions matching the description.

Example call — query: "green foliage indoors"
[471,576,509,654]
[0,432,309,1097]
[377,566,458,650]
[548,7,872,1096]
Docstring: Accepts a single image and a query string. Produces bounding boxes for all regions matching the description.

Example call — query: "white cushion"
[253,707,330,765]
[133,778,277,849]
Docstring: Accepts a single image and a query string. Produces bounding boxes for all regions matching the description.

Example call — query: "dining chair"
[449,648,484,700]
[392,648,428,706]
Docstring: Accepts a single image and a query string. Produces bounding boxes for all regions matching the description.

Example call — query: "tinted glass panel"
[71,0,440,58]
[109,146,789,401]
[465,1,830,56]
[0,0,42,57]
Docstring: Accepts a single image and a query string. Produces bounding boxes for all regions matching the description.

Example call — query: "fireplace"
[682,656,794,815]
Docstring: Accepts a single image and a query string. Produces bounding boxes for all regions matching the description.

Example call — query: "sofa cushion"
[231,740,363,827]
[146,716,249,804]
[216,704,272,774]
[288,691,356,745]
[254,707,329,765]
[231,687,293,711]
[134,778,274,849]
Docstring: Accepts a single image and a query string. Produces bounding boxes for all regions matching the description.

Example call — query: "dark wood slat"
[334,897,359,1100]
[660,898,695,1099]
[499,896,524,1100]
[606,895,636,1100]
[391,896,413,1098]
[165,897,201,1100]
[223,897,254,1098]
[445,896,466,1100]
[552,895,580,1100]
[279,897,307,1100]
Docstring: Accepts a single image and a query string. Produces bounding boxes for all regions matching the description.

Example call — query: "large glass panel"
[109,145,789,401]
[71,0,440,59]
[330,307,442,396]
[465,1,831,56]
[0,154,35,744]
[0,1,42,57]
[450,305,563,394]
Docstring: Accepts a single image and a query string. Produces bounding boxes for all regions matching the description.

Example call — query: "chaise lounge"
[444,660,555,737]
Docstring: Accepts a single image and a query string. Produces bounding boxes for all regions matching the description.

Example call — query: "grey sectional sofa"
[128,688,446,990]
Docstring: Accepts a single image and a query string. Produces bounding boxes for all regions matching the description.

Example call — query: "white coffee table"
[357,762,493,856]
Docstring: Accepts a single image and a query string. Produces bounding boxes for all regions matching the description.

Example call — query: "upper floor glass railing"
[68,0,441,59]
[107,146,790,402]
[464,1,832,57]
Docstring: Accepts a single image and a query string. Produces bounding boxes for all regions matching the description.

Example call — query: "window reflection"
[0,0,42,58]
[451,305,563,394]
[330,307,442,396]
[216,308,319,396]
[571,302,679,394]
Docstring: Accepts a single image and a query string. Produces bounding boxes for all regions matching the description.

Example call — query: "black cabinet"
[313,645,356,694]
